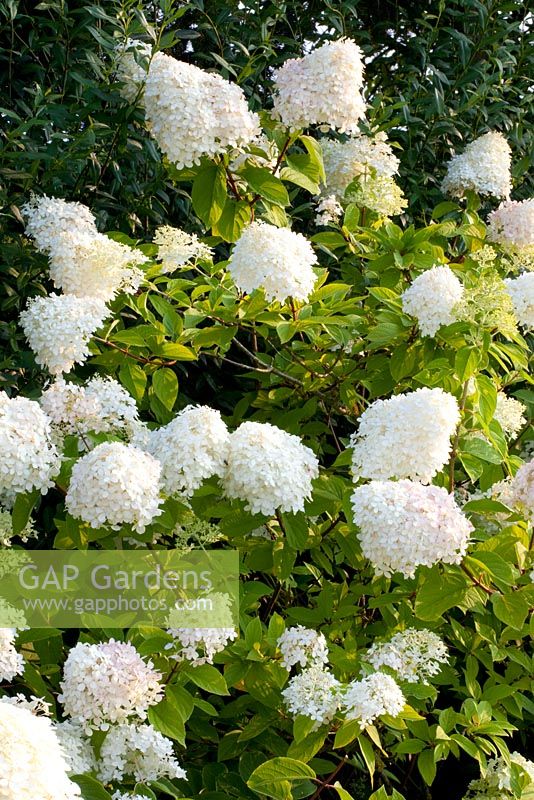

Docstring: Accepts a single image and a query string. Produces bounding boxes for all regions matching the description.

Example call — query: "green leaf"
[334,719,361,749]
[71,776,112,800]
[280,154,321,194]
[148,685,193,744]
[192,163,227,227]
[152,367,178,411]
[333,783,355,800]
[464,552,515,586]
[492,592,529,630]
[287,728,326,762]
[455,347,479,381]
[432,201,459,219]
[11,490,39,535]
[299,135,326,182]
[149,779,183,798]
[415,567,469,620]
[183,663,229,695]
[213,198,250,242]
[119,362,147,402]
[282,512,309,550]
[461,437,502,464]
[247,757,315,800]
[154,342,196,360]
[242,166,289,207]
[417,749,437,785]
[133,786,156,800]
[111,328,149,347]
[358,735,376,780]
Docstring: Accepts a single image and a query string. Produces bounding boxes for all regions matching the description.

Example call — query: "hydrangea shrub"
[0,4,533,800]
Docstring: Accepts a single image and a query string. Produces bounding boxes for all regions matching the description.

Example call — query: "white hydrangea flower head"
[0,507,37,546]
[0,600,28,630]
[463,752,534,800]
[363,628,449,683]
[507,459,534,518]
[145,405,229,497]
[342,672,405,727]
[471,244,498,268]
[228,221,318,303]
[281,665,342,729]
[350,387,460,483]
[167,627,238,666]
[0,701,81,800]
[84,375,139,431]
[0,543,31,580]
[277,625,329,671]
[348,174,407,217]
[113,793,153,800]
[20,293,109,375]
[487,199,534,254]
[128,418,152,449]
[441,131,512,199]
[114,37,152,102]
[505,272,534,330]
[58,640,163,732]
[321,133,400,200]
[221,421,319,516]
[351,480,473,578]
[0,693,51,715]
[145,52,260,169]
[40,376,139,448]
[272,38,366,133]
[40,379,102,439]
[494,392,527,438]
[22,194,97,254]
[402,265,464,336]
[0,392,59,500]
[65,442,163,533]
[47,229,147,301]
[315,195,343,226]
[54,721,96,775]
[154,225,214,273]
[0,628,24,681]
[98,722,186,783]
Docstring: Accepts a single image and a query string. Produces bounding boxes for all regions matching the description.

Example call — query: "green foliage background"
[0,2,533,800]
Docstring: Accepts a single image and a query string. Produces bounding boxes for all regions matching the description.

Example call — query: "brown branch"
[94,337,178,367]
[164,660,180,685]
[224,164,243,201]
[310,758,347,800]
[233,338,304,386]
[321,515,342,536]
[275,509,286,534]
[272,135,292,175]
[461,563,495,595]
